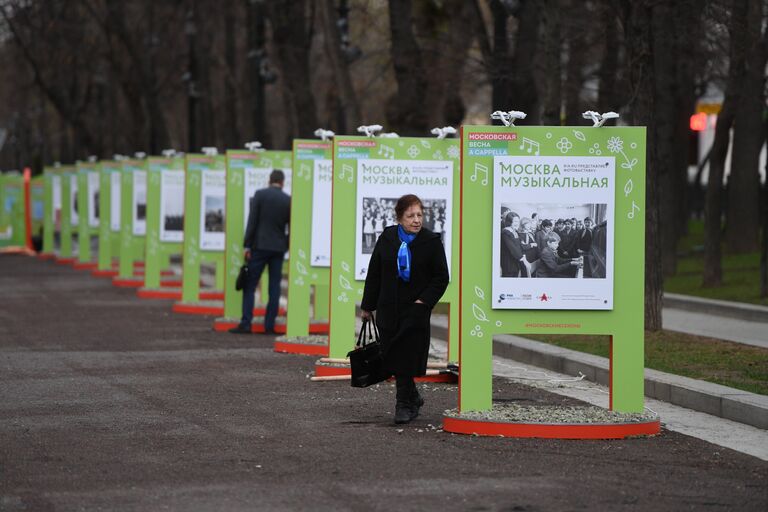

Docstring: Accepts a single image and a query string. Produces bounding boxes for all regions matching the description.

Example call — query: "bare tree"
[540,0,562,125]
[724,0,766,253]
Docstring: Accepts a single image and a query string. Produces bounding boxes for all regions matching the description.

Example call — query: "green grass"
[664,220,768,306]
[525,331,768,395]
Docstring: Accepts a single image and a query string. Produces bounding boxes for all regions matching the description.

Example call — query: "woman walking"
[361,194,449,424]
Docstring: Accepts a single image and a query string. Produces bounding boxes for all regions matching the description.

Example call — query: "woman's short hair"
[520,217,533,230]
[541,219,553,229]
[269,170,285,184]
[545,233,561,243]
[503,211,519,227]
[395,194,424,220]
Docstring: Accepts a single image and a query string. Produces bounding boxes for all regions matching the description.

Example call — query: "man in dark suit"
[229,170,290,334]
[577,217,594,277]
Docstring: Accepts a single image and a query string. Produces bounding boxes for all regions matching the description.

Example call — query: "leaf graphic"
[298,249,306,259]
[339,274,352,290]
[623,179,633,196]
[573,130,586,142]
[341,261,351,273]
[629,158,638,167]
[474,286,485,299]
[296,261,308,275]
[472,303,489,322]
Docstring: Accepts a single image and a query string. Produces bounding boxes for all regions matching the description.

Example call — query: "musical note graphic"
[338,164,354,183]
[519,137,540,156]
[470,163,489,186]
[624,178,633,197]
[377,145,395,159]
[628,201,641,219]
[231,172,243,186]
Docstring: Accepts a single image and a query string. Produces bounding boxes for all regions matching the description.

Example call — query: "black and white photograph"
[160,170,185,242]
[354,158,453,281]
[132,171,147,236]
[203,195,225,233]
[360,196,448,254]
[492,155,615,310]
[498,203,608,280]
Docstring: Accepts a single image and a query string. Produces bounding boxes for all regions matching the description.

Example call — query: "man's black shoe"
[228,325,252,334]
[263,328,277,335]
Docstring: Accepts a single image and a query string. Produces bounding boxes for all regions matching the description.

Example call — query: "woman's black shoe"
[228,325,252,334]
[394,402,413,424]
[409,389,424,420]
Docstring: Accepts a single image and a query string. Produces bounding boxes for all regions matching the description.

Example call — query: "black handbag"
[235,263,249,291]
[347,316,390,388]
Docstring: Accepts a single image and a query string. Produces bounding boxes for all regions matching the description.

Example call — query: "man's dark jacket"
[361,226,449,377]
[243,186,291,252]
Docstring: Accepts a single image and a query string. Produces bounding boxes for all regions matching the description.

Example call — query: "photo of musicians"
[499,203,608,279]
[360,196,448,253]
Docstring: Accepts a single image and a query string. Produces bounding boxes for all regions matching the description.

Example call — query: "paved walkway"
[663,308,768,348]
[1,254,766,511]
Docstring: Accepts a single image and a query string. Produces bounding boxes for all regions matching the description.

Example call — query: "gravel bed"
[445,403,658,425]
[275,335,329,345]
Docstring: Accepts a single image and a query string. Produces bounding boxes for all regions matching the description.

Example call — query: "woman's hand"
[361,310,373,320]
[414,299,425,305]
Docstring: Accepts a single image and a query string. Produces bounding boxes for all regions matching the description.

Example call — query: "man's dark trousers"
[239,249,284,332]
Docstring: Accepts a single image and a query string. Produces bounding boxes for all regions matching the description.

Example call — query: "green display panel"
[96,161,124,271]
[285,140,332,337]
[41,166,58,255]
[144,156,185,289]
[117,159,148,277]
[75,162,100,263]
[0,173,24,247]
[459,125,646,413]
[180,154,227,303]
[327,135,461,360]
[58,165,76,259]
[30,177,44,238]
[220,149,293,319]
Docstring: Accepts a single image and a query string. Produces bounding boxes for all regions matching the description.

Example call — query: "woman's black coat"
[361,225,449,377]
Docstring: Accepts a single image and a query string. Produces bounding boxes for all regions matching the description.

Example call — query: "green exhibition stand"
[282,139,332,342]
[455,124,647,415]
[41,166,59,257]
[30,177,44,240]
[113,159,148,285]
[57,165,77,262]
[324,135,461,369]
[0,172,24,248]
[137,156,185,296]
[94,160,124,275]
[172,153,227,314]
[74,162,100,267]
[210,149,293,327]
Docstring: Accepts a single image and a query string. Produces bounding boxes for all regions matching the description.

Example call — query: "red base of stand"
[113,277,182,288]
[137,288,224,301]
[442,417,661,439]
[72,261,98,270]
[312,363,456,382]
[37,253,55,260]
[213,318,326,334]
[92,268,119,277]
[173,302,225,315]
[274,341,329,356]
[55,257,76,265]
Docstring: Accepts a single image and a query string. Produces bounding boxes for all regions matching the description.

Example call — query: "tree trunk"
[223,3,240,149]
[386,0,429,134]
[245,0,269,147]
[623,0,662,330]
[597,0,619,114]
[488,0,511,115]
[268,0,319,140]
[563,1,584,126]
[724,0,765,253]
[540,0,562,125]
[318,0,361,134]
[652,1,679,277]
[509,0,540,124]
[703,0,748,287]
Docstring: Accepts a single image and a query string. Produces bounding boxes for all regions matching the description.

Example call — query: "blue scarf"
[397,225,417,282]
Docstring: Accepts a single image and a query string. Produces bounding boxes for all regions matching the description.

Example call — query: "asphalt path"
[1,255,766,511]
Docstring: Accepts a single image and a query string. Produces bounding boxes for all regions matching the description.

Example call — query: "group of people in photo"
[362,197,447,253]
[500,206,607,279]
